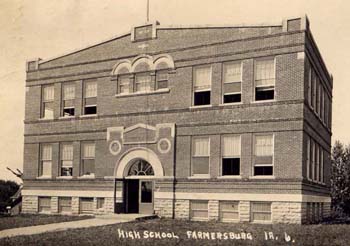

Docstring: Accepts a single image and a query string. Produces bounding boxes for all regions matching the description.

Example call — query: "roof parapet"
[26,58,42,72]
[282,15,309,32]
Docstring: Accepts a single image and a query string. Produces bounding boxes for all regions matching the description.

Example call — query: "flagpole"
[147,0,150,22]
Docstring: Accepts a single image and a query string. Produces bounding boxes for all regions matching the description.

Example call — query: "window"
[311,139,315,181]
[118,75,130,94]
[222,135,241,176]
[156,70,168,89]
[315,144,319,181]
[62,83,75,117]
[255,58,275,101]
[41,85,54,119]
[191,137,210,176]
[254,135,273,176]
[220,201,239,221]
[140,181,153,203]
[58,197,72,213]
[190,200,208,220]
[320,149,324,183]
[306,136,312,180]
[320,86,324,121]
[135,73,152,92]
[223,62,242,103]
[251,202,271,222]
[40,144,52,177]
[38,197,51,212]
[83,81,97,115]
[80,197,94,214]
[81,142,95,176]
[97,198,105,209]
[307,67,312,106]
[312,71,317,109]
[60,143,73,176]
[193,66,211,106]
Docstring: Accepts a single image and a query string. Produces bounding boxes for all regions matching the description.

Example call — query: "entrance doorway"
[123,159,154,214]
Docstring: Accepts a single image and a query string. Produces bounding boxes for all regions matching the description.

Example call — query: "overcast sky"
[0,0,349,182]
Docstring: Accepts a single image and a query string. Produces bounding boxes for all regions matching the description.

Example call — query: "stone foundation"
[272,202,302,224]
[154,199,173,218]
[22,196,38,213]
[174,199,190,219]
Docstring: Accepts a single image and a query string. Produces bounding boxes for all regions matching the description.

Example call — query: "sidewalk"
[0,214,151,239]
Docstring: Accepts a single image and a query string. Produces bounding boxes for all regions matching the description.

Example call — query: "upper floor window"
[117,75,130,94]
[193,66,211,106]
[60,143,73,177]
[156,70,169,89]
[191,137,210,176]
[221,135,241,176]
[255,58,275,101]
[135,73,152,92]
[81,142,95,176]
[62,83,75,117]
[254,134,274,176]
[83,81,97,115]
[223,62,242,103]
[41,85,54,119]
[40,144,52,177]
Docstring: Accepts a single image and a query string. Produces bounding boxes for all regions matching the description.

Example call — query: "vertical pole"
[147,0,150,22]
[113,179,116,213]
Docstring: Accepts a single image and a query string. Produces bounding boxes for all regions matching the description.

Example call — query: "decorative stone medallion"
[109,140,121,155]
[157,138,171,154]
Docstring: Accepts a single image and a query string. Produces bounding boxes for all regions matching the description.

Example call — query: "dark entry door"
[125,179,139,213]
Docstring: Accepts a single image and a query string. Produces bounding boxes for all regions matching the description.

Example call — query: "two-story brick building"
[22,15,332,224]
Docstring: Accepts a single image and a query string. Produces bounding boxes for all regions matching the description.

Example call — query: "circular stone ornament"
[109,140,122,155]
[157,138,171,154]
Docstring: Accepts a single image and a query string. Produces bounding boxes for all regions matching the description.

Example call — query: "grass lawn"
[1,218,349,246]
[0,214,93,231]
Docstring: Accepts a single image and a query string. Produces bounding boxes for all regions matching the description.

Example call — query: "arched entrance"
[114,148,164,214]
[124,159,154,214]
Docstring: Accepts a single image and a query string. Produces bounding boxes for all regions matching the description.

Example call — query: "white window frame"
[250,202,272,222]
[192,65,212,106]
[81,142,95,177]
[117,75,130,95]
[61,83,75,117]
[41,85,54,119]
[190,200,209,221]
[191,137,210,177]
[135,73,152,93]
[83,81,97,115]
[222,61,242,104]
[253,134,274,177]
[221,135,241,177]
[38,196,51,213]
[40,144,52,177]
[60,143,73,177]
[254,57,276,102]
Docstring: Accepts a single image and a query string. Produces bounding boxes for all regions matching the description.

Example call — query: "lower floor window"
[59,197,72,213]
[38,197,51,212]
[220,201,239,221]
[251,202,271,222]
[80,197,94,214]
[190,200,208,220]
[97,198,105,209]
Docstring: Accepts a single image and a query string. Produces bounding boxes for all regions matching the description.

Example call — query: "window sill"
[77,174,95,179]
[217,176,242,179]
[56,176,73,179]
[79,114,98,118]
[59,116,76,120]
[219,102,243,106]
[249,176,275,179]
[115,88,170,98]
[38,118,54,121]
[189,105,212,109]
[36,176,52,179]
[188,175,210,179]
[251,100,276,104]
